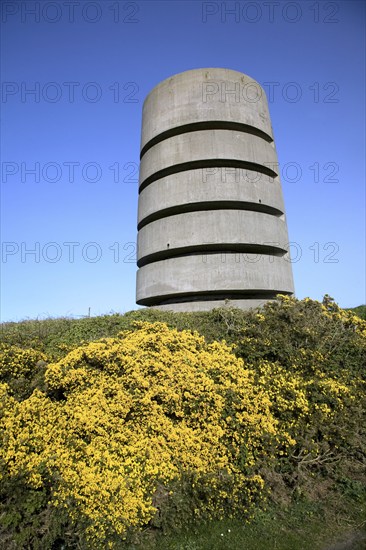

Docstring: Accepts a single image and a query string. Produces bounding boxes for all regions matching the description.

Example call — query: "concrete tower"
[136,68,294,312]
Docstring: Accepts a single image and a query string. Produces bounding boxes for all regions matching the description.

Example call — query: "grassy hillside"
[1,300,365,357]
[0,296,365,549]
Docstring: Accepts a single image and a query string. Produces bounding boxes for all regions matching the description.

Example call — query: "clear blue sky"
[1,0,365,322]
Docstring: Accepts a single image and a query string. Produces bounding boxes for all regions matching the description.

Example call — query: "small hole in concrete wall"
[259,199,262,203]
[167,243,170,248]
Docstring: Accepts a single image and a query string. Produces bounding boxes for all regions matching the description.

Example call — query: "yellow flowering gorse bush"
[0,344,46,382]
[1,322,283,548]
[0,297,365,549]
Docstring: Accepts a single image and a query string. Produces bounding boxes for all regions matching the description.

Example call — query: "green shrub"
[0,296,365,547]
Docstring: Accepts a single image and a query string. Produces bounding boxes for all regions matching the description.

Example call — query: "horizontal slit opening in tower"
[140,120,273,159]
[138,201,284,230]
[137,243,288,268]
[139,159,278,193]
[137,290,292,307]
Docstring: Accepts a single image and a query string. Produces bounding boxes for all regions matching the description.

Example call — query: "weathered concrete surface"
[136,68,294,311]
[141,67,274,150]
[137,210,288,265]
[136,254,294,306]
[139,130,278,190]
[138,170,285,228]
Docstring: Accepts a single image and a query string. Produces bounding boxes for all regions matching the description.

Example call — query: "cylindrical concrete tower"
[136,68,294,312]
